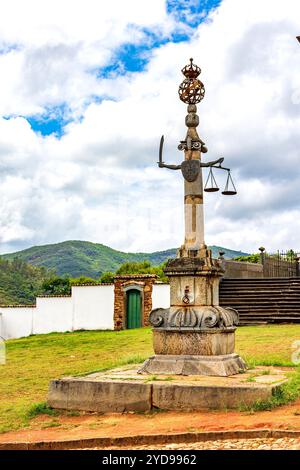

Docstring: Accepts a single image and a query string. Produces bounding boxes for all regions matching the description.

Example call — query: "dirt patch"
[1,399,300,445]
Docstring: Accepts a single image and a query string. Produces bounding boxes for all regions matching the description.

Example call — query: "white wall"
[72,285,114,331]
[0,285,115,340]
[0,307,35,340]
[0,283,169,339]
[152,284,170,309]
[0,316,5,364]
[34,297,73,334]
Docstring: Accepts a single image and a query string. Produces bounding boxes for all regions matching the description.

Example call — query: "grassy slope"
[1,240,249,278]
[0,324,300,433]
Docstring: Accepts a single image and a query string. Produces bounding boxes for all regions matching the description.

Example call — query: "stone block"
[48,378,152,412]
[138,353,247,376]
[152,383,274,410]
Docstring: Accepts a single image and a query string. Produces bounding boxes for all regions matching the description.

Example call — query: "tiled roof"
[115,274,157,279]
[0,304,36,308]
[71,283,114,286]
[36,295,71,298]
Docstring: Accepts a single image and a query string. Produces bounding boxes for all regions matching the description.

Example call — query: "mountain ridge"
[1,240,249,278]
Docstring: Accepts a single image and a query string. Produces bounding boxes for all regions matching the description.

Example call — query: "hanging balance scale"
[222,170,237,195]
[204,167,219,192]
[204,166,237,196]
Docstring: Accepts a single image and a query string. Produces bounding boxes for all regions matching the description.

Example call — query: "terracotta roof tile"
[115,274,157,279]
[71,283,113,286]
[0,304,36,308]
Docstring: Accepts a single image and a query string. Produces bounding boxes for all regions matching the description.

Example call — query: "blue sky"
[23,0,222,138]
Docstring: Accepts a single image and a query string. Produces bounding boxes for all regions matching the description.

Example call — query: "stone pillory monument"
[139,58,245,377]
[48,60,286,413]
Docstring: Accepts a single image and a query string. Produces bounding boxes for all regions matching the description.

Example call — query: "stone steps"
[219,278,300,325]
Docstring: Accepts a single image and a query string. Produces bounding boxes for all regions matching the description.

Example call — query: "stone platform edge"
[1,429,300,451]
[47,373,286,414]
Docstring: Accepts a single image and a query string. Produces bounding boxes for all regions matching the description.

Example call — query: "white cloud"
[0,0,171,46]
[0,0,176,117]
[1,0,300,256]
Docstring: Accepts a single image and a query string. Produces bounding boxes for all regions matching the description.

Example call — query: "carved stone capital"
[164,256,224,276]
[149,305,239,331]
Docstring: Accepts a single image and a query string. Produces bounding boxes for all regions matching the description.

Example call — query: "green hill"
[0,258,49,306]
[1,240,248,278]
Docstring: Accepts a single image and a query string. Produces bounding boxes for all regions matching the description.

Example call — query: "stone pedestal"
[138,254,247,377]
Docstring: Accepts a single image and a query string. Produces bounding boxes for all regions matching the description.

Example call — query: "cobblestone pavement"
[92,437,300,450]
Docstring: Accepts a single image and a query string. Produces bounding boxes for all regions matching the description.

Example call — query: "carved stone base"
[153,329,236,355]
[138,353,247,377]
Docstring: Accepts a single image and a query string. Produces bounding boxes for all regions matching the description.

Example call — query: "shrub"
[234,254,260,263]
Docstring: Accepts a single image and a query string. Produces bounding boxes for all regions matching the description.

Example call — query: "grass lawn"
[1,324,300,433]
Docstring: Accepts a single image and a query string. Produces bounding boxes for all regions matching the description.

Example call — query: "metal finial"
[178,58,205,104]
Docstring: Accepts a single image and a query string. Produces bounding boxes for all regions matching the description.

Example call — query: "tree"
[100,272,115,283]
[286,249,296,261]
[0,257,52,305]
[41,276,71,295]
[115,260,168,282]
[70,276,98,285]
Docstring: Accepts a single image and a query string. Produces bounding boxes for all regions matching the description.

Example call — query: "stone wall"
[222,260,263,279]
[113,275,157,330]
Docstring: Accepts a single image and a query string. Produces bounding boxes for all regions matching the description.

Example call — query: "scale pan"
[204,167,219,192]
[204,187,219,192]
[222,190,237,195]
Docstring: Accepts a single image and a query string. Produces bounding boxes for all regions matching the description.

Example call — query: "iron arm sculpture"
[158,135,229,171]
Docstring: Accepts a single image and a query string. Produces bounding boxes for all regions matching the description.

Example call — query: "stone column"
[183,104,205,252]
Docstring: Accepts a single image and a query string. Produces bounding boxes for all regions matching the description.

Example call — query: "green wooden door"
[126,289,142,329]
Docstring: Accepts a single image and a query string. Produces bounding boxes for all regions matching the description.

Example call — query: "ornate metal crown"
[181,58,201,79]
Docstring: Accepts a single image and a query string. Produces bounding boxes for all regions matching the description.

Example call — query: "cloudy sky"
[0,0,300,255]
